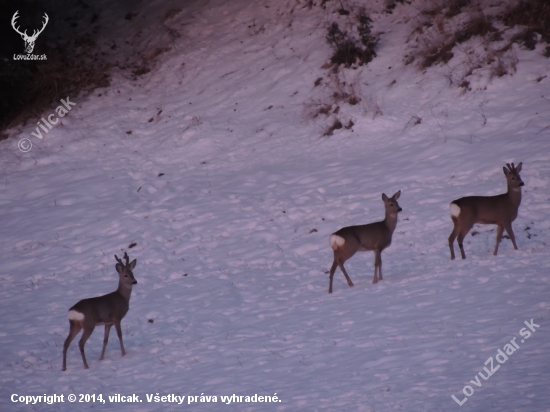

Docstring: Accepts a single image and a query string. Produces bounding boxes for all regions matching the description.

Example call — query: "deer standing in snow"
[328,191,402,293]
[448,162,524,260]
[62,253,137,371]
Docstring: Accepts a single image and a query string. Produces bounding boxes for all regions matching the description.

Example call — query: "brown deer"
[328,191,402,293]
[62,253,137,371]
[448,162,524,260]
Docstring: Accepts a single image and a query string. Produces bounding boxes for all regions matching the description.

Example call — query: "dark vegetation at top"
[326,11,378,68]
[0,0,110,139]
[411,0,550,70]
[502,0,550,57]
[2,0,549,140]
[418,13,500,69]
[0,0,172,139]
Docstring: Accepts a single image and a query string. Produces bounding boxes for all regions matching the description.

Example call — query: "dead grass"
[326,11,377,68]
[412,0,550,78]
[323,118,353,136]
[502,0,550,56]
[417,13,498,69]
[405,0,549,89]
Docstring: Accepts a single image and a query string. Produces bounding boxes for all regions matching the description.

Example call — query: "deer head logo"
[11,11,49,54]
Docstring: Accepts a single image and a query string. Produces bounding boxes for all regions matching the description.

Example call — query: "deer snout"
[398,207,403,212]
[132,280,137,284]
[519,182,524,186]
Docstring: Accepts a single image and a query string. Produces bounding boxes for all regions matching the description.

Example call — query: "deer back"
[338,221,393,251]
[452,162,523,225]
[70,292,129,325]
[453,194,516,225]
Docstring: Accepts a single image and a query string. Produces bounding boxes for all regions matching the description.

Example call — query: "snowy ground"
[1,0,550,411]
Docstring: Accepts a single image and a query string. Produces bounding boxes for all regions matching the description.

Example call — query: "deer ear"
[516,162,522,173]
[129,259,137,270]
[382,193,389,201]
[393,190,401,200]
[115,263,124,274]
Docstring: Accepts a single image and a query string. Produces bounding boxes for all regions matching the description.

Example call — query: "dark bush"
[502,0,550,54]
[445,0,471,18]
[326,13,378,68]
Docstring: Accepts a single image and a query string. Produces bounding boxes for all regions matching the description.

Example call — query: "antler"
[11,11,48,40]
[123,252,130,266]
[31,13,49,40]
[11,11,27,37]
[114,252,131,267]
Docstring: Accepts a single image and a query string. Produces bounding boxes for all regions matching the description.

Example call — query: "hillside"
[1,0,549,411]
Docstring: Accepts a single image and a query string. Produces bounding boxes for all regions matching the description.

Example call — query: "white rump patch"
[329,234,345,250]
[450,203,461,218]
[68,310,85,321]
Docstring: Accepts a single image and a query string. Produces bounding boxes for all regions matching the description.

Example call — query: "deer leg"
[493,224,504,255]
[99,324,112,360]
[378,251,383,281]
[328,261,338,293]
[448,223,458,260]
[78,326,95,369]
[372,250,378,283]
[114,321,126,356]
[338,262,354,288]
[457,231,467,259]
[373,250,382,283]
[62,321,82,371]
[503,222,518,250]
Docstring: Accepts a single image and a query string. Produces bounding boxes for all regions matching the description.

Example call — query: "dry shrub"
[406,1,536,90]
[385,0,405,14]
[445,0,471,18]
[324,118,353,136]
[502,0,550,56]
[326,12,377,68]
[455,14,499,43]
[418,13,498,69]
[305,76,360,137]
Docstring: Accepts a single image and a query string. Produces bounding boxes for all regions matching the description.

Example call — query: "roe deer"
[448,162,524,260]
[328,190,402,293]
[62,253,137,371]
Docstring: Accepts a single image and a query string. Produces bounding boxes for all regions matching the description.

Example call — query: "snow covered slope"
[1,0,549,411]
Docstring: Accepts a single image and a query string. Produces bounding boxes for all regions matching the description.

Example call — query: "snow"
[1,0,550,411]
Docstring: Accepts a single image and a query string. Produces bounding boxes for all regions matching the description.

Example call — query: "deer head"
[11,11,49,54]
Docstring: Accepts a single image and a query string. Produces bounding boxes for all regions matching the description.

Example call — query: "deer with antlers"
[62,253,137,371]
[11,11,49,54]
[448,162,524,259]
